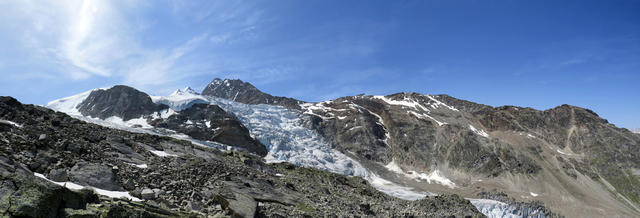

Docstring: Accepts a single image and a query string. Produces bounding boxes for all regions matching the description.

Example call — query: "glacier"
[46,88,523,218]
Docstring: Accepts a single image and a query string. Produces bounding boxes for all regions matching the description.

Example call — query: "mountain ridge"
[39,78,640,217]
[200,78,640,218]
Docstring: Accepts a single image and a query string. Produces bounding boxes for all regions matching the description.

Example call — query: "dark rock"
[77,85,168,121]
[48,168,68,182]
[149,103,267,156]
[69,162,124,191]
[202,78,304,110]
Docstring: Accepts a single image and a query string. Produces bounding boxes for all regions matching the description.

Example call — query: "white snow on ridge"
[151,90,209,111]
[373,95,431,112]
[46,88,106,115]
[409,111,447,126]
[425,95,459,111]
[34,173,142,201]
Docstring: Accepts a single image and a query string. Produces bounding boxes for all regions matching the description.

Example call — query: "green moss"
[296,202,315,213]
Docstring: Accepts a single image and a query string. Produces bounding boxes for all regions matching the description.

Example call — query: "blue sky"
[0,0,638,129]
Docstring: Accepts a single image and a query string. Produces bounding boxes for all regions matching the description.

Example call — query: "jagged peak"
[171,86,199,96]
[183,86,198,94]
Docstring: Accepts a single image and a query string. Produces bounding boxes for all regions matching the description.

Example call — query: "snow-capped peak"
[171,86,198,96]
[183,86,198,94]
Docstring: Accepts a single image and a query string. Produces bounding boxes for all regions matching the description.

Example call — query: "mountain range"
[1,77,638,217]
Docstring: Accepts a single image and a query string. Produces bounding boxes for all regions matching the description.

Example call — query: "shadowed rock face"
[202,78,305,110]
[149,103,267,156]
[78,85,168,121]
[0,96,484,217]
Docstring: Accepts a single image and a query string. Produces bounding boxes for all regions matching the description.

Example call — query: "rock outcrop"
[149,103,267,156]
[202,78,304,110]
[78,85,168,121]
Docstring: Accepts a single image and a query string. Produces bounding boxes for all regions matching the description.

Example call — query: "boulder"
[141,188,155,200]
[68,162,123,191]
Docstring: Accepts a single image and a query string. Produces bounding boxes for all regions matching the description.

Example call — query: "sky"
[0,0,638,129]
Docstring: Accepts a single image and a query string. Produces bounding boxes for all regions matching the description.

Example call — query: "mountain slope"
[203,79,640,218]
[46,83,567,217]
[44,78,640,217]
[0,96,484,217]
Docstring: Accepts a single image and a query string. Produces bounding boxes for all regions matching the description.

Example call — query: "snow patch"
[151,109,178,119]
[150,150,178,157]
[469,125,490,138]
[557,149,571,155]
[368,173,434,200]
[104,116,153,129]
[34,173,141,201]
[409,111,447,126]
[425,95,459,111]
[385,161,456,188]
[0,119,22,128]
[530,192,539,197]
[128,163,148,168]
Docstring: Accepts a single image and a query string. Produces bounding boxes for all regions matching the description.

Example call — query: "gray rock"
[77,85,168,121]
[141,188,155,200]
[187,201,203,212]
[48,168,68,182]
[38,134,47,140]
[68,162,123,191]
[152,188,164,197]
[227,192,257,218]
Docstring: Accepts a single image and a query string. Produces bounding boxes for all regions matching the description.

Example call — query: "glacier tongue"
[202,96,435,200]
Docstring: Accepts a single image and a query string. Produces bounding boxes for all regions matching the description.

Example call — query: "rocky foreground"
[0,96,484,217]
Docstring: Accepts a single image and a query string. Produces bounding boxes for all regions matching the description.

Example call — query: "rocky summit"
[3,77,639,218]
[202,78,304,110]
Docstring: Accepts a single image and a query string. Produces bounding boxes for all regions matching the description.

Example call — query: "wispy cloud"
[0,0,388,99]
[0,0,214,88]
